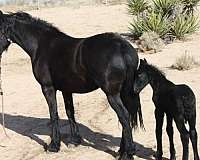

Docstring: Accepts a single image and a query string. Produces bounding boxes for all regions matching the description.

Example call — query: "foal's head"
[0,11,11,55]
[134,59,166,93]
[134,59,149,93]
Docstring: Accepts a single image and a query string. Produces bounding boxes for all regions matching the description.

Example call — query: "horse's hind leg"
[166,114,176,160]
[119,90,141,155]
[62,92,81,145]
[188,116,199,160]
[174,115,189,160]
[106,93,135,160]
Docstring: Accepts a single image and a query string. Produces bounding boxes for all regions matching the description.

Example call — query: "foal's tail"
[122,43,144,130]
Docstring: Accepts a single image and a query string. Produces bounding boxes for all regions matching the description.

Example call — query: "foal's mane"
[8,11,62,33]
[145,63,166,78]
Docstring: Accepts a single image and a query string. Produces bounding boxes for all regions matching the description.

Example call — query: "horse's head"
[134,59,149,93]
[0,11,11,55]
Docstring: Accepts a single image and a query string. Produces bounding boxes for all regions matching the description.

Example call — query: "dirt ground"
[0,4,199,160]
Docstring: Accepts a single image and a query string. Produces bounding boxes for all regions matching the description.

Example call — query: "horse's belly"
[54,77,99,93]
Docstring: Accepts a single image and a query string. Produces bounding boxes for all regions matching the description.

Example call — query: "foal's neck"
[149,71,172,93]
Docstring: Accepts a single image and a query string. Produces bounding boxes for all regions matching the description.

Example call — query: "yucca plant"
[143,12,171,37]
[171,14,199,39]
[152,0,179,17]
[129,18,145,38]
[127,0,149,16]
[130,12,171,38]
[181,0,200,15]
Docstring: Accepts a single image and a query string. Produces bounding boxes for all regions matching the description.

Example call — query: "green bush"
[127,0,149,16]
[153,0,179,17]
[171,15,199,39]
[130,12,171,38]
[181,0,200,15]
[128,0,199,40]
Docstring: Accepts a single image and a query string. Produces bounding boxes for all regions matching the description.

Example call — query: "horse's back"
[80,33,138,93]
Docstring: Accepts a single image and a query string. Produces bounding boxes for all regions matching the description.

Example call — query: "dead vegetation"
[136,32,165,54]
[170,52,200,70]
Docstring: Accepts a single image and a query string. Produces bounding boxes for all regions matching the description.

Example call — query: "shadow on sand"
[0,113,157,160]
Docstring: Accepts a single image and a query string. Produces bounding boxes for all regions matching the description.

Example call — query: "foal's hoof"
[154,152,162,160]
[46,141,60,152]
[70,135,82,146]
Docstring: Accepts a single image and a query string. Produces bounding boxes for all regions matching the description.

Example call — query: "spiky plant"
[142,12,171,37]
[152,0,179,17]
[170,14,199,39]
[181,0,200,15]
[129,18,145,38]
[127,0,149,16]
[130,12,171,38]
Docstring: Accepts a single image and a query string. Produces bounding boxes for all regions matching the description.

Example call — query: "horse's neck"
[9,23,38,60]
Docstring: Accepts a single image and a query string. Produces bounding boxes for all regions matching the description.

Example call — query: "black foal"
[134,59,199,160]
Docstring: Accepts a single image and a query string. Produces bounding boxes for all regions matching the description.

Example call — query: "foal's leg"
[155,108,164,160]
[188,116,199,160]
[42,86,60,152]
[166,114,176,160]
[62,92,81,145]
[107,93,135,160]
[174,115,189,160]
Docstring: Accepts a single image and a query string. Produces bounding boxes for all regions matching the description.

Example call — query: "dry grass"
[170,52,200,70]
[136,31,165,53]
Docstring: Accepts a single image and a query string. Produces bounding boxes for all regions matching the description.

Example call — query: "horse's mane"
[8,11,62,33]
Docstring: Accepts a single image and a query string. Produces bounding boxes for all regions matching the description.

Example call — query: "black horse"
[134,59,199,160]
[0,11,143,159]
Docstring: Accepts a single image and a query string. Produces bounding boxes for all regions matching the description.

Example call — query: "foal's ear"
[140,58,147,64]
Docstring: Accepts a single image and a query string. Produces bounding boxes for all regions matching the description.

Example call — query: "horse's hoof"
[46,141,60,152]
[118,152,134,160]
[170,154,176,160]
[70,135,82,146]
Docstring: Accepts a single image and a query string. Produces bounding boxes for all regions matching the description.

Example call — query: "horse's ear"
[0,10,3,15]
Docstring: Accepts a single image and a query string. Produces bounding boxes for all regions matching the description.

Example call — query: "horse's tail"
[122,42,144,130]
[126,62,145,130]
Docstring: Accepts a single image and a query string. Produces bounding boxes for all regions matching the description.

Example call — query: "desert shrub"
[129,18,144,37]
[153,0,179,17]
[137,31,165,53]
[170,15,199,39]
[128,0,199,41]
[130,12,171,38]
[127,0,149,16]
[181,0,200,15]
[171,52,199,70]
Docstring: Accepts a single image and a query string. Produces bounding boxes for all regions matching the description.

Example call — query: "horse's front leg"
[155,108,164,160]
[62,92,81,145]
[107,93,135,160]
[42,86,60,152]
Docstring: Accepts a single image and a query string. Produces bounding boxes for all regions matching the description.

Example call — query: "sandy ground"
[0,4,199,160]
